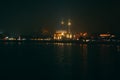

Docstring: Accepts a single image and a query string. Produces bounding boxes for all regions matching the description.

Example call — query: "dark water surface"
[0,42,120,80]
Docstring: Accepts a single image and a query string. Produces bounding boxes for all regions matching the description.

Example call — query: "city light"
[61,20,64,25]
[68,19,71,26]
[100,34,111,37]
[68,22,71,26]
[0,19,119,43]
[61,32,64,36]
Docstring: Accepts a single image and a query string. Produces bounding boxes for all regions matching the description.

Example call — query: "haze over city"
[1,1,120,80]
[0,0,120,34]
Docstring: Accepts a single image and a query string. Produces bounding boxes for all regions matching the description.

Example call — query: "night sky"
[0,0,120,34]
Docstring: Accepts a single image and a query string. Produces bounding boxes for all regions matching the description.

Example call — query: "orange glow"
[83,33,87,36]
[100,34,111,37]
[61,32,64,36]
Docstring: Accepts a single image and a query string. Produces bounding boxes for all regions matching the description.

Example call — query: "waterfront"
[0,42,120,80]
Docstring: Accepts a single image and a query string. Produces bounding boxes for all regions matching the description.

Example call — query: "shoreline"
[0,40,120,45]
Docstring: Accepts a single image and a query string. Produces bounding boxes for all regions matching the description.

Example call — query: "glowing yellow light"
[68,19,71,26]
[70,34,72,39]
[66,34,69,38]
[68,22,71,26]
[61,32,64,36]
[59,36,62,39]
[61,21,64,25]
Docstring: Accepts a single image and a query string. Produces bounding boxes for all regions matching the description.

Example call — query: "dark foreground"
[0,42,120,80]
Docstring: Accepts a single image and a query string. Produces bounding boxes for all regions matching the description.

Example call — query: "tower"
[61,19,64,30]
[68,19,71,34]
[61,19,64,25]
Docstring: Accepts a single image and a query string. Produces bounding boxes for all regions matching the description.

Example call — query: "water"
[0,42,120,80]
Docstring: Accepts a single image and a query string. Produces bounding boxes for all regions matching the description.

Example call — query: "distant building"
[99,33,115,38]
[54,30,67,40]
[54,19,72,40]
[73,32,88,40]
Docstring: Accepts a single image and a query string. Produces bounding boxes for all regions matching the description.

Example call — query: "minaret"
[61,19,64,30]
[68,19,71,34]
[61,19,64,25]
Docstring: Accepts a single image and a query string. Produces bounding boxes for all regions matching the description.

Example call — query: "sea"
[0,42,120,80]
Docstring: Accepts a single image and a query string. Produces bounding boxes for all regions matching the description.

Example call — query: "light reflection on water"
[0,42,120,80]
[81,44,88,79]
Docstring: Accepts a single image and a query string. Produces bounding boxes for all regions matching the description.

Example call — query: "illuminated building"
[54,19,72,40]
[100,33,111,38]
[54,30,67,40]
[99,33,115,38]
[73,32,88,40]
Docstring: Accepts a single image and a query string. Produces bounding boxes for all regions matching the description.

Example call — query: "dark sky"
[0,0,120,34]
